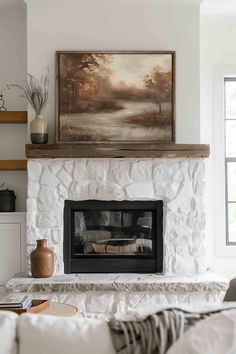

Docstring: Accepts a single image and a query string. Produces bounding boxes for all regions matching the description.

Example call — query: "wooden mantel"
[26,143,210,159]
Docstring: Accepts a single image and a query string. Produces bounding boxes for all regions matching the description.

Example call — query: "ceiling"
[1,0,236,16]
[0,0,203,4]
[201,0,236,16]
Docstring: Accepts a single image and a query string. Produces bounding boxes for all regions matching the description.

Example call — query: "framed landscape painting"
[56,51,175,143]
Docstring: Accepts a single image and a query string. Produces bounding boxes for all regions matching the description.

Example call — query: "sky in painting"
[105,54,172,89]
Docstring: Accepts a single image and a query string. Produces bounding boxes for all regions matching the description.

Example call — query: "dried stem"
[11,70,49,115]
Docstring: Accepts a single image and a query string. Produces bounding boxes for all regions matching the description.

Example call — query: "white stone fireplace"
[6,154,229,319]
[27,157,206,276]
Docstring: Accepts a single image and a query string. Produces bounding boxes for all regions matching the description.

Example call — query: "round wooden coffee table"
[40,302,78,317]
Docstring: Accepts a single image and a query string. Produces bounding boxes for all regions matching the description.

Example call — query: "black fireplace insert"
[63,200,163,273]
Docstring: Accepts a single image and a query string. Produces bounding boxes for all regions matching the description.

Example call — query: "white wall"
[0,1,27,110]
[0,0,27,211]
[200,13,236,278]
[27,0,201,144]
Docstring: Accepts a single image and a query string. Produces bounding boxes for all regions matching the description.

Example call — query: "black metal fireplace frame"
[64,200,163,273]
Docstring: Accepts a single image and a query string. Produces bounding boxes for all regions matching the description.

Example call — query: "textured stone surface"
[126,182,154,199]
[40,167,59,188]
[6,290,227,320]
[27,161,42,182]
[7,272,228,293]
[27,158,207,275]
[6,273,228,319]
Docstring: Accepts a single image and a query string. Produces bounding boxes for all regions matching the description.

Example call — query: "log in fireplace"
[64,200,163,273]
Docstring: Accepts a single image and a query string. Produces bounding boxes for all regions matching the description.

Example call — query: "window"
[214,67,236,256]
[225,78,236,244]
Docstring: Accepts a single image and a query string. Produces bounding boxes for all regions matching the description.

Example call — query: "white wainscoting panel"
[0,213,26,284]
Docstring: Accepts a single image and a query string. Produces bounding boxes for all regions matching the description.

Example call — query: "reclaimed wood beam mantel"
[26,143,210,159]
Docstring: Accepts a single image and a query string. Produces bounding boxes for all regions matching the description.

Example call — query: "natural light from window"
[225,78,236,244]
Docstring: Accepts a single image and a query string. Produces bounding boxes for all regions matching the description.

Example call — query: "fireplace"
[27,157,207,275]
[63,200,163,273]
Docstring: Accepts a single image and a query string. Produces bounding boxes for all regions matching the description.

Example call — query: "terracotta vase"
[30,239,54,278]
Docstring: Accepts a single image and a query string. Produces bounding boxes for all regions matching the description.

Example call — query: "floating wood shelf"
[0,160,27,170]
[0,111,27,124]
[25,143,210,159]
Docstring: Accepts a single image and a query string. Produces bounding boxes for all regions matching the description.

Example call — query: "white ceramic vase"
[30,114,48,144]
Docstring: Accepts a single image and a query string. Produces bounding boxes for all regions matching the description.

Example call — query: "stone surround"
[27,158,206,275]
[6,272,228,319]
[7,273,227,293]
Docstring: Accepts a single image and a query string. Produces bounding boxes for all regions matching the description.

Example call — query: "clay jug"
[30,239,54,278]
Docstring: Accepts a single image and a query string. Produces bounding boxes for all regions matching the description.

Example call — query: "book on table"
[0,295,32,309]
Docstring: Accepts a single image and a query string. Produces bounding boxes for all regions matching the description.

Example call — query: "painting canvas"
[57,51,175,143]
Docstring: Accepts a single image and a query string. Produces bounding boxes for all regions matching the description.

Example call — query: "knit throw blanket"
[108,307,233,354]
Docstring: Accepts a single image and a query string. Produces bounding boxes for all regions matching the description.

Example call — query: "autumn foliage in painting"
[58,53,173,142]
[60,53,114,114]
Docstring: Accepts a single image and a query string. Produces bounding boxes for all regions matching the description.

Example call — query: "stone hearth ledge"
[6,272,228,293]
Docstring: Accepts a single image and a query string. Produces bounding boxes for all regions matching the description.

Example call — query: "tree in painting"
[58,52,173,142]
[144,69,172,113]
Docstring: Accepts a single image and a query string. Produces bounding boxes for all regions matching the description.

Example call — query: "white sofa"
[0,311,116,354]
[1,309,236,354]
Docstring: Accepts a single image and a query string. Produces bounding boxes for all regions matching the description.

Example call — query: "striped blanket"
[108,306,235,354]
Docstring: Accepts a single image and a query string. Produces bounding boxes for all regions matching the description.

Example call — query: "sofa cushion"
[0,311,18,354]
[167,309,236,354]
[18,314,116,354]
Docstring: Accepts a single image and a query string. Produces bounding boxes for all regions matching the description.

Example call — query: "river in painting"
[60,100,172,141]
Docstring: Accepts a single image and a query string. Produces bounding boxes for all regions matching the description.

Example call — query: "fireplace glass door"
[64,200,163,273]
